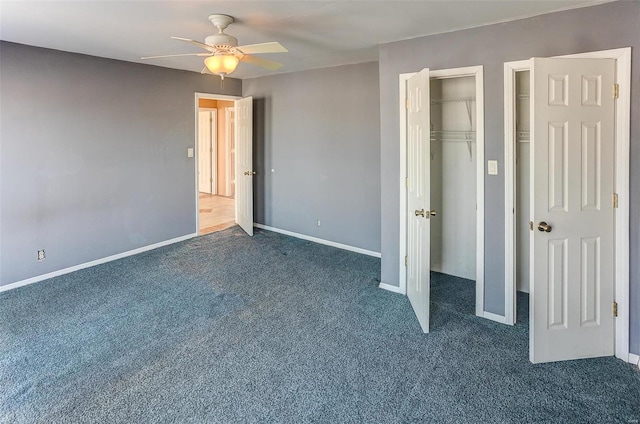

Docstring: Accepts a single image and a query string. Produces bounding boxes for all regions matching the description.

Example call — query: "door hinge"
[405,177,408,188]
[405,98,408,110]
[405,255,408,267]
[613,301,618,317]
[210,177,213,182]
[613,84,619,99]
[613,193,618,208]
[529,221,534,231]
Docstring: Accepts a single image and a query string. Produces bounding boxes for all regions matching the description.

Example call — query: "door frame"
[225,107,235,197]
[399,65,485,318]
[198,107,218,195]
[194,93,241,235]
[503,47,631,362]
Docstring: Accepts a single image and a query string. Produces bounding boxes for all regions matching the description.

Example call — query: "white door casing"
[235,96,253,236]
[198,110,214,194]
[226,107,235,198]
[530,57,615,363]
[406,69,431,333]
[398,66,484,322]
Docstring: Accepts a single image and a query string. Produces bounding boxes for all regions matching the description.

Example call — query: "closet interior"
[429,76,477,280]
[515,71,531,293]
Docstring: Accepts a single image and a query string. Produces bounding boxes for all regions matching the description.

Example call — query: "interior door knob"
[537,221,552,232]
[415,209,425,217]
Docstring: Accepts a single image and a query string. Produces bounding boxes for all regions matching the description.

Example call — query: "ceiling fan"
[142,14,288,80]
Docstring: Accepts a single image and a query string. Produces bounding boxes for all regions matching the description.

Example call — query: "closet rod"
[430,131,475,160]
[430,130,475,138]
[430,96,476,104]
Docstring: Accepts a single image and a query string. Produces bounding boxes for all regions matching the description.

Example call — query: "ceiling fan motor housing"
[206,14,238,51]
[205,33,238,51]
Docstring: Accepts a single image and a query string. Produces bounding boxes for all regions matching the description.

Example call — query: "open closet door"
[235,96,254,236]
[530,58,615,363]
[407,69,431,333]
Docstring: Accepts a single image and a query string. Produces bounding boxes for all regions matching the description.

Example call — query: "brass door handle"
[430,209,437,217]
[537,221,552,233]
[415,209,425,217]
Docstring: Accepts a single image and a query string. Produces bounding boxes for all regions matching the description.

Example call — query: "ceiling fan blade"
[236,42,288,54]
[171,36,215,52]
[141,53,211,60]
[200,66,210,75]
[240,54,283,71]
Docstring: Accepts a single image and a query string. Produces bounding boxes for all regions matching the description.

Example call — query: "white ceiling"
[0,0,611,79]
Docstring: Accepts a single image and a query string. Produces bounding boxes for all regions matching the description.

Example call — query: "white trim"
[194,93,241,235]
[254,223,381,258]
[0,234,196,293]
[225,107,235,197]
[629,353,640,368]
[483,311,509,325]
[211,108,218,195]
[379,282,405,294]
[398,66,485,316]
[503,48,631,360]
[398,72,415,295]
[504,60,532,326]
[197,107,218,195]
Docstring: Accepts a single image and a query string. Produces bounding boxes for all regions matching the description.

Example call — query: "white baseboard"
[378,282,405,294]
[628,352,640,368]
[253,223,381,258]
[0,233,197,293]
[482,311,509,325]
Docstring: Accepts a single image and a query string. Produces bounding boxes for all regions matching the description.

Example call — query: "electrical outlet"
[37,249,45,261]
[317,219,321,227]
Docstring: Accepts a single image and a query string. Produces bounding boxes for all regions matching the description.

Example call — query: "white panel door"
[407,69,431,333]
[225,108,235,198]
[198,110,212,194]
[530,58,615,363]
[235,97,253,236]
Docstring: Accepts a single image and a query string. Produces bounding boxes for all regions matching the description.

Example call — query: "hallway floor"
[199,193,235,235]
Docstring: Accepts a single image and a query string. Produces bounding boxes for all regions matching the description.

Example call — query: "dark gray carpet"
[1,227,638,423]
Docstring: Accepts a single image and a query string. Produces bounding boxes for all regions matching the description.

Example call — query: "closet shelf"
[430,130,475,140]
[431,131,475,160]
[430,96,476,105]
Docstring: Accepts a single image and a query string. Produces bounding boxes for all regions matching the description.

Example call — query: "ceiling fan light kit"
[141,13,287,80]
[204,54,240,79]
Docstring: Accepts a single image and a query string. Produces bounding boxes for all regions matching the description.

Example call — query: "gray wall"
[243,62,381,253]
[378,1,640,353]
[0,42,241,286]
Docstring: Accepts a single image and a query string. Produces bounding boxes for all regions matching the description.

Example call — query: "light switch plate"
[488,160,498,175]
[187,148,194,158]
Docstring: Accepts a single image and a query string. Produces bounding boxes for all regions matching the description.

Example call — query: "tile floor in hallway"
[199,193,235,235]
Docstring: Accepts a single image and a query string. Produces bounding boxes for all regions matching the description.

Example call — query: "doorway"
[194,93,254,237]
[503,48,632,363]
[197,98,236,235]
[401,66,485,333]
